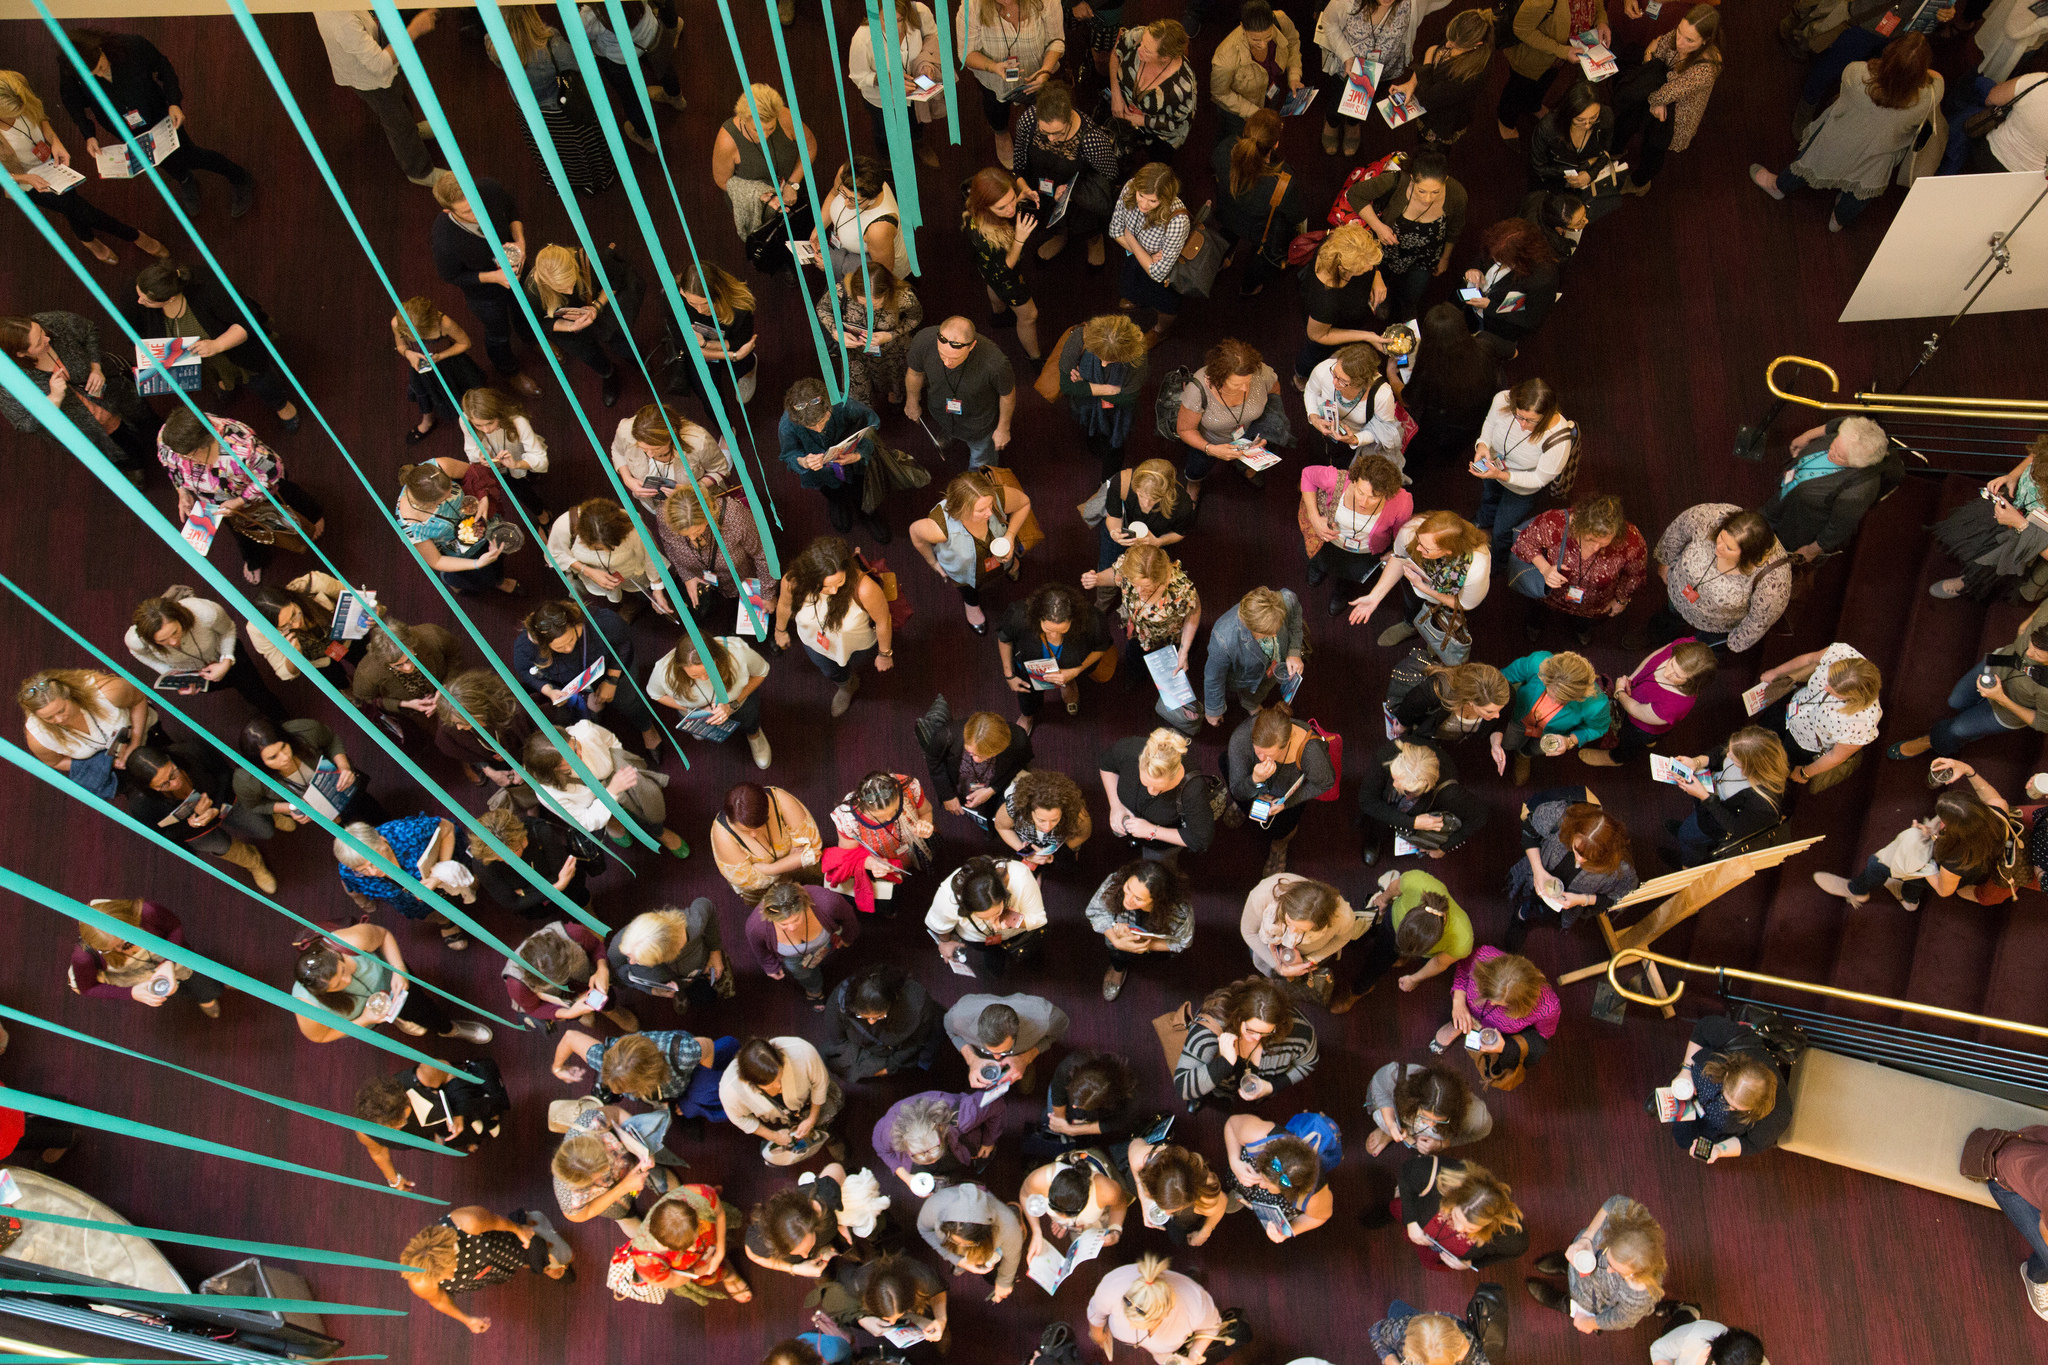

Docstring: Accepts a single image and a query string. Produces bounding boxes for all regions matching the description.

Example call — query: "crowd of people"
[8,0,2048,1360]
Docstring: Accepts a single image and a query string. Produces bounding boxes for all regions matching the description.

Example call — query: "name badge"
[1681,584,1701,604]
[123,110,147,129]
[1874,8,1901,34]
[1231,426,1246,441]
[1038,178,1055,194]
[946,398,963,414]
[1565,586,1585,603]
[814,629,830,649]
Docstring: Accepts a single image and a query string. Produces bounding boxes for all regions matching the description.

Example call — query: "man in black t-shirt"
[904,317,1016,468]
[429,172,540,396]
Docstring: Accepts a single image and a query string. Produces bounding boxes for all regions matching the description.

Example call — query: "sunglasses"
[937,335,973,350]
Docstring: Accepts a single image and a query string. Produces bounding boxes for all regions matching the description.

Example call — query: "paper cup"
[908,1171,937,1197]
[1126,521,1149,539]
[988,536,1013,558]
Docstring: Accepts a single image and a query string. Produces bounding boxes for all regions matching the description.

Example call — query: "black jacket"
[1527,107,1616,194]
[1356,739,1491,850]
[1760,420,1898,556]
[1686,1014,1794,1153]
[123,262,272,358]
[1467,255,1559,344]
[124,742,237,846]
[59,33,183,141]
[475,816,597,918]
[820,976,945,1079]
[1685,745,1785,852]
[922,716,1034,806]
[1395,1156,1532,1267]
[431,177,520,296]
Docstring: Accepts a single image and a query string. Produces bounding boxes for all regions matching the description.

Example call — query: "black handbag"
[1608,56,1669,116]
[743,200,817,274]
[1966,74,2043,140]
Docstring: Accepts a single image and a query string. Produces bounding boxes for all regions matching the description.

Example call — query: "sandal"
[439,925,471,951]
[722,1269,753,1302]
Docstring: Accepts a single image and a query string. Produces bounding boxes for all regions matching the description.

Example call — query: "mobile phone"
[1463,1029,1485,1049]
[914,74,939,92]
[1690,1136,1716,1161]
[1459,286,1483,303]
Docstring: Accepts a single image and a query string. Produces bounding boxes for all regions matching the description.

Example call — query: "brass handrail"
[1604,948,2048,1041]
[1764,356,2048,424]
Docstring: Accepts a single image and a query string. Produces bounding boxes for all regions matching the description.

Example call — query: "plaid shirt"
[156,418,281,502]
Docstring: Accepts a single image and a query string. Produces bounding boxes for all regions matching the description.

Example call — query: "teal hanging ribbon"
[0,835,478,1090]
[0,1277,402,1317]
[0,1002,459,1163]
[930,0,965,140]
[452,0,759,680]
[0,1088,438,1206]
[28,0,656,889]
[2,1208,422,1275]
[0,570,561,1009]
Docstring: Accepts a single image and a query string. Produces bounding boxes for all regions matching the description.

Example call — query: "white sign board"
[1841,171,2048,323]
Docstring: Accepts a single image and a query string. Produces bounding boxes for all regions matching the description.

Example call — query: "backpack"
[1544,422,1585,500]
[1155,366,1196,439]
[1281,1109,1345,1172]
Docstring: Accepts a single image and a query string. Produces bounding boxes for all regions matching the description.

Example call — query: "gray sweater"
[943,992,1070,1056]
[1569,1195,1663,1331]
[917,1182,1025,1289]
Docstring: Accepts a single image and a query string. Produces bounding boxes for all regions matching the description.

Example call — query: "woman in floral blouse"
[1649,503,1790,655]
[156,409,325,587]
[815,261,923,408]
[1110,20,1197,165]
[1083,542,1202,690]
[1508,494,1648,647]
[1315,0,1418,157]
[627,1185,753,1305]
[1611,6,1723,198]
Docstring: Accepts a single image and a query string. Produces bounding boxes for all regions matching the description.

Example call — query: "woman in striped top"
[1109,163,1193,348]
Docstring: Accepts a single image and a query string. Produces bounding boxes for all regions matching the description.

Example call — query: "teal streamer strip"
[0,812,478,1088]
[593,0,787,537]
[3,1208,422,1275]
[0,1277,402,1317]
[0,1088,437,1207]
[0,1002,458,1162]
[866,0,928,258]
[29,1,652,893]
[930,0,964,140]
[818,0,879,385]
[0,569,551,1013]
[449,0,749,692]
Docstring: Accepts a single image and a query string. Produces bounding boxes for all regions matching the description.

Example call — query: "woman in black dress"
[401,1207,571,1333]
[963,165,1043,359]
[1387,303,1499,471]
[1397,8,1494,147]
[666,260,758,411]
[390,297,488,444]
[1209,110,1306,298]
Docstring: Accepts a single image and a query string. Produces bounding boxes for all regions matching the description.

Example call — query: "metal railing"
[1605,948,2048,1102]
[1735,356,2048,476]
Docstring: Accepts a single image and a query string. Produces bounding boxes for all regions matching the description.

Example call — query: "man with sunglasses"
[1891,614,2048,761]
[904,316,1016,469]
[943,993,1069,1092]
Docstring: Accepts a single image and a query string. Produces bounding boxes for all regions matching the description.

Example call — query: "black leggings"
[25,186,142,244]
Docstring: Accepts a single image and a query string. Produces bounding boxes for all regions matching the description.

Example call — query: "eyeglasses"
[937,335,973,350]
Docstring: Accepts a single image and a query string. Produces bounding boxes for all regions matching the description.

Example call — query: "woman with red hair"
[1460,218,1559,361]
[1503,786,1638,950]
[1750,33,1941,232]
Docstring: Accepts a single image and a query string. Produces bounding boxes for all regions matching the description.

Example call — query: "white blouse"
[792,592,878,665]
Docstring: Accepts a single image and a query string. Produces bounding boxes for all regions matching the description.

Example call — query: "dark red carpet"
[3,4,2046,1364]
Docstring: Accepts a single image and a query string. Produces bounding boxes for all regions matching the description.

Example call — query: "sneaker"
[747,729,773,769]
[1811,871,1869,906]
[2023,1262,2048,1321]
[441,1020,495,1044]
[1377,621,1418,647]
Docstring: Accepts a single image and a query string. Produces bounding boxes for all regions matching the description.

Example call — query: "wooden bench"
[1779,1048,2048,1208]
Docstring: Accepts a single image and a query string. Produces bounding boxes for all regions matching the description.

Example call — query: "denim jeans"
[1990,1177,2048,1282]
[802,642,879,685]
[1930,660,2026,756]
[1847,852,1922,908]
[1475,482,1542,566]
[1773,167,1873,226]
[958,432,1000,469]
[1673,809,1720,866]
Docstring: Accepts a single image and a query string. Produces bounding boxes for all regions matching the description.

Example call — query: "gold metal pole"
[1603,947,2048,1041]
[1764,356,2048,423]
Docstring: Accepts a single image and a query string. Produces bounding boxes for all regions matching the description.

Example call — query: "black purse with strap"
[1966,74,2043,141]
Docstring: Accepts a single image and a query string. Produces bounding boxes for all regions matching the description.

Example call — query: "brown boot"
[1141,315,1177,350]
[220,839,278,895]
[1262,831,1295,877]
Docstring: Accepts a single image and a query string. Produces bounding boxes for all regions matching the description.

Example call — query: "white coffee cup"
[988,536,1013,559]
[908,1171,937,1197]
[2028,773,2048,801]
[1126,521,1149,539]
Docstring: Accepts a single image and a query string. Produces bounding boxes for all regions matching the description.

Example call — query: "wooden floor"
[2,4,2046,1364]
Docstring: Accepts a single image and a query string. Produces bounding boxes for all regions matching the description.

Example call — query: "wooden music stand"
[1556,835,1827,1017]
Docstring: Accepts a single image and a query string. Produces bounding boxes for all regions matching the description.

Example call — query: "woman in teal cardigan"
[1489,650,1610,785]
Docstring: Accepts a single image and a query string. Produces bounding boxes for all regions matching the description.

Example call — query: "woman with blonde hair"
[1083,543,1202,704]
[389,297,486,443]
[1348,509,1493,645]
[652,467,772,626]
[547,496,671,617]
[607,902,725,1011]
[1661,1013,1791,1163]
[1109,19,1198,163]
[1087,1253,1244,1364]
[492,4,615,195]
[1358,735,1489,865]
[431,669,532,789]
[612,401,731,519]
[816,258,922,408]
[1098,726,1215,862]
[1386,660,1510,743]
[1057,313,1151,484]
[711,82,818,239]
[459,386,550,523]
[1435,946,1558,1063]
[1368,1306,1488,1364]
[68,898,223,1018]
[18,668,157,790]
[956,0,1067,163]
[670,259,760,406]
[1097,458,1194,590]
[961,165,1043,359]
[744,881,859,1008]
[1756,641,1882,792]
[527,243,636,406]
[1295,223,1386,384]
[1489,650,1610,784]
[1383,1158,1528,1273]
[1662,727,1789,868]
[1527,1196,1671,1332]
[909,468,1034,632]
[1,70,167,264]
[1110,162,1194,347]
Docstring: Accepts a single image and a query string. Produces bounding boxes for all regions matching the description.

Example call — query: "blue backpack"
[1244,1110,1345,1212]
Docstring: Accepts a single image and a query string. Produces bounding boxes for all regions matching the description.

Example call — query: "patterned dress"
[336,814,442,920]
[1114,29,1198,148]
[1119,564,1200,652]
[815,279,924,408]
[156,419,281,504]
